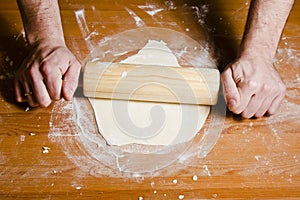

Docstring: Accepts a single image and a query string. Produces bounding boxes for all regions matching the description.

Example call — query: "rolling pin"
[83,61,220,105]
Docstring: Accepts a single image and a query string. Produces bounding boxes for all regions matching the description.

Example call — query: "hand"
[14,41,81,107]
[221,54,286,118]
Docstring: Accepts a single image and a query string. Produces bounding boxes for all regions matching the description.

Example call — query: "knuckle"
[261,83,270,92]
[40,61,53,75]
[248,80,258,89]
[241,79,258,90]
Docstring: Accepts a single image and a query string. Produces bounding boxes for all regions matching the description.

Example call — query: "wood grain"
[83,62,220,105]
[0,0,299,199]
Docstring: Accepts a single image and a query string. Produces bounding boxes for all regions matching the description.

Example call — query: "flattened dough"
[89,40,210,145]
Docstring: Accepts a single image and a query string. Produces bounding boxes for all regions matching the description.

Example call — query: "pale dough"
[89,40,210,145]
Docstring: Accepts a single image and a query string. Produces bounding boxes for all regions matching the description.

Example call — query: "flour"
[183,4,209,25]
[276,47,300,66]
[267,99,300,136]
[84,31,99,41]
[267,43,300,136]
[20,135,25,143]
[75,9,96,51]
[138,4,164,16]
[49,27,226,176]
[164,1,177,10]
[0,138,5,165]
[48,0,228,177]
[125,8,145,27]
[192,175,198,181]
[74,9,90,38]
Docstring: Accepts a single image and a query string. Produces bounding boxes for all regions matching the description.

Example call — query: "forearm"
[239,0,294,59]
[17,0,65,46]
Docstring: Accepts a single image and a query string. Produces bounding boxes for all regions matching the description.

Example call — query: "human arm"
[15,0,81,107]
[221,0,294,118]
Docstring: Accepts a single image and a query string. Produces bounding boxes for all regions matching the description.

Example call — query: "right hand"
[14,41,81,107]
[221,53,286,118]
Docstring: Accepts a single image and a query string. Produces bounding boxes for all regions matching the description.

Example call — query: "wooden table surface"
[1,0,300,199]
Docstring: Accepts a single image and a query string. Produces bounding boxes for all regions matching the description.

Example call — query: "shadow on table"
[0,14,27,108]
[182,0,247,120]
[186,0,241,68]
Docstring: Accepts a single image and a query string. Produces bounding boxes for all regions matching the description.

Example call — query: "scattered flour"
[20,135,25,143]
[192,175,198,181]
[203,165,211,176]
[27,4,297,200]
[138,4,164,16]
[125,7,145,27]
[172,179,178,184]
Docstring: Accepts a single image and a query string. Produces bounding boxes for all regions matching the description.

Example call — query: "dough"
[89,40,210,145]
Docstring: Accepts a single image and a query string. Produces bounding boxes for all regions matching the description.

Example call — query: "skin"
[15,0,81,107]
[222,0,294,118]
[15,0,294,118]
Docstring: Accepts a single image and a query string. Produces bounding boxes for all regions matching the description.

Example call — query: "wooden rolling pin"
[83,61,220,105]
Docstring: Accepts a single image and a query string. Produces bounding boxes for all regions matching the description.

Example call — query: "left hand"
[221,54,286,118]
[14,41,81,107]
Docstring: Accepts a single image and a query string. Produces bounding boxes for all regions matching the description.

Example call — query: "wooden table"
[1,0,300,199]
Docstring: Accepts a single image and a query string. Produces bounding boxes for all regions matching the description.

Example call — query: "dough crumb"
[172,179,178,184]
[212,193,218,198]
[254,155,260,161]
[150,181,155,187]
[42,146,50,154]
[192,175,198,181]
[20,135,25,142]
[178,194,185,199]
